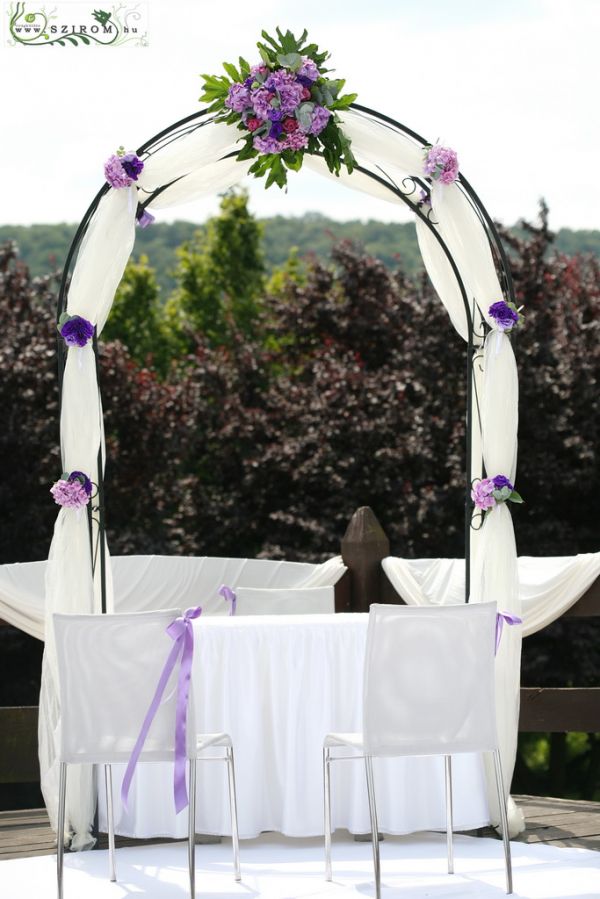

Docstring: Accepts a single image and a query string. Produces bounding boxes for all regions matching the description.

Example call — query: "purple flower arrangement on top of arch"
[199,27,357,189]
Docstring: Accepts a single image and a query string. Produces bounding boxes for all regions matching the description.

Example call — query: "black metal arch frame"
[57,103,516,612]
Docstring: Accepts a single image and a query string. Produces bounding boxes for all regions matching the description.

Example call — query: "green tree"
[103,254,173,375]
[166,189,265,346]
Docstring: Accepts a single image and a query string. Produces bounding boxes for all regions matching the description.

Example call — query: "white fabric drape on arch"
[42,106,522,844]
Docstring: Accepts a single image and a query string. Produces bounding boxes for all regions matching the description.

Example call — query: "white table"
[99,614,490,839]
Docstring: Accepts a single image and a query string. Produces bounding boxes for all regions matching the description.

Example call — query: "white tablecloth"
[99,614,489,839]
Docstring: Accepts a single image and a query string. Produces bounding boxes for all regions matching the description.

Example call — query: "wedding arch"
[44,39,523,848]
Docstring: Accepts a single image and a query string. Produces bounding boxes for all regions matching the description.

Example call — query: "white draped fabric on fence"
[41,106,522,846]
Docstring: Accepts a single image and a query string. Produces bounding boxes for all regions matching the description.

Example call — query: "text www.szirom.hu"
[12,24,139,34]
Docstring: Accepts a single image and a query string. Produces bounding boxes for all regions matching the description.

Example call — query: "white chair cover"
[53,609,193,764]
[363,603,498,757]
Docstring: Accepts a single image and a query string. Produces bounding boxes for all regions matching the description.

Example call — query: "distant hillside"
[1,216,599,298]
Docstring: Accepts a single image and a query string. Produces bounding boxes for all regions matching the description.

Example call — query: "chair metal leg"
[444,755,454,874]
[365,756,381,899]
[226,747,241,881]
[188,759,197,899]
[104,764,117,882]
[323,747,332,881]
[57,762,67,899]
[492,750,513,894]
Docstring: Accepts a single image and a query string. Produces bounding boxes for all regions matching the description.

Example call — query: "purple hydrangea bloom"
[308,105,332,135]
[253,134,284,154]
[225,82,252,113]
[50,478,90,509]
[251,86,275,120]
[60,315,95,348]
[104,154,132,189]
[423,144,459,185]
[488,300,520,331]
[492,474,514,492]
[298,57,319,83]
[471,478,497,512]
[267,108,283,121]
[264,69,304,114]
[68,470,93,497]
[283,131,309,151]
[120,153,144,181]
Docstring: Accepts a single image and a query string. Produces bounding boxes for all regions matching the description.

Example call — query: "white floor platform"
[1,831,599,899]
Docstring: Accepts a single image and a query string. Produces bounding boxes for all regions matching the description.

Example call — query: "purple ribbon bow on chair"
[219,584,237,616]
[495,611,522,654]
[121,606,202,814]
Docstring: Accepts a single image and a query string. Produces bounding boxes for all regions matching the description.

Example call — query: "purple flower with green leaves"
[59,315,95,348]
[472,474,523,514]
[489,300,520,331]
[423,144,459,185]
[199,29,357,188]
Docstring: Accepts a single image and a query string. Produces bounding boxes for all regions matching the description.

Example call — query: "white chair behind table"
[323,602,513,898]
[53,610,241,899]
[233,585,334,615]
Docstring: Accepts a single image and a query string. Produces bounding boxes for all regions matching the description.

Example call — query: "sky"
[1,0,598,230]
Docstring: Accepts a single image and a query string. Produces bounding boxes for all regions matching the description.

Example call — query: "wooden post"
[340,507,390,612]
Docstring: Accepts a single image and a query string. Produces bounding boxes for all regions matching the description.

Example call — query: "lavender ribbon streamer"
[137,208,155,229]
[495,610,522,654]
[121,606,202,814]
[219,584,237,616]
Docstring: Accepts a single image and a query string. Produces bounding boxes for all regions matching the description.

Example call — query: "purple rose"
[120,153,144,181]
[60,315,95,348]
[267,107,283,121]
[471,478,497,512]
[488,300,520,331]
[269,121,283,139]
[492,475,514,494]
[68,470,93,497]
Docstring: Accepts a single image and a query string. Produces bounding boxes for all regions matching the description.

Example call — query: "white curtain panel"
[381,555,600,635]
[0,556,347,640]
[40,105,517,846]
